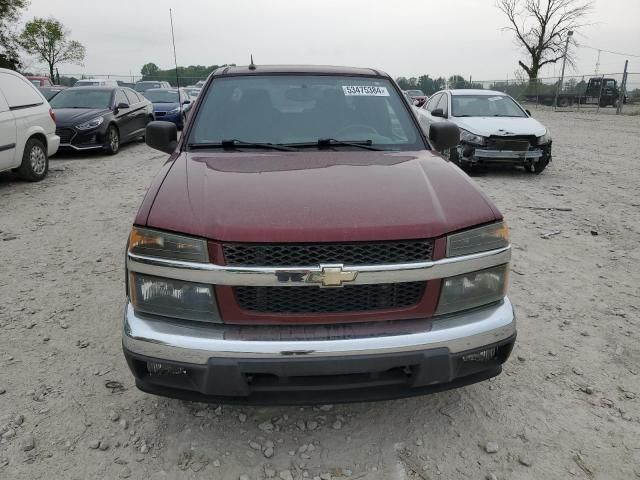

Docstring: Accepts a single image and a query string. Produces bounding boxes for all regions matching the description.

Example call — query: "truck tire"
[599,98,609,108]
[17,137,48,182]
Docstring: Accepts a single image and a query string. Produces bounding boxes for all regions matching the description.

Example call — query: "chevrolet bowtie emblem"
[305,264,358,287]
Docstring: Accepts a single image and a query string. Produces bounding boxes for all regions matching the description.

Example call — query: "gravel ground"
[1,110,639,480]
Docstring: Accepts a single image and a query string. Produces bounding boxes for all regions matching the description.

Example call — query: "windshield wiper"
[282,139,383,151]
[188,139,296,152]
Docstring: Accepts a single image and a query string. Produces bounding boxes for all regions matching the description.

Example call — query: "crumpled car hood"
[452,116,547,138]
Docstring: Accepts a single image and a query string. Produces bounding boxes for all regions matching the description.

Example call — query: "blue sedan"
[144,88,192,129]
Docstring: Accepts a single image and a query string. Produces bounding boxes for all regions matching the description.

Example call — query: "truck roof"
[213,64,389,78]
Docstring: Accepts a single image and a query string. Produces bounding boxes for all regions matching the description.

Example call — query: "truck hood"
[451,116,547,137]
[145,151,501,243]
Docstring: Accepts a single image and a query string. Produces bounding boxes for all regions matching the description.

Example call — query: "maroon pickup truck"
[123,65,515,404]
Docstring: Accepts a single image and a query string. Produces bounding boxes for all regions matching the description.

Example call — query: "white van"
[74,78,119,87]
[0,68,60,181]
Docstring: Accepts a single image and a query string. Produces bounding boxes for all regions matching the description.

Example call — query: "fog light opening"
[462,347,498,363]
[146,362,187,376]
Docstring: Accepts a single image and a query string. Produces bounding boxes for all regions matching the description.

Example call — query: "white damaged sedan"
[416,89,552,173]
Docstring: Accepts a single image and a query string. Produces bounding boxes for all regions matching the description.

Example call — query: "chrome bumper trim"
[122,298,516,364]
[473,149,543,159]
[127,246,511,287]
[59,143,103,151]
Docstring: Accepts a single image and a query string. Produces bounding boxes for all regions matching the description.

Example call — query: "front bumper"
[154,111,182,125]
[123,298,516,404]
[57,126,108,151]
[474,149,543,160]
[459,144,552,166]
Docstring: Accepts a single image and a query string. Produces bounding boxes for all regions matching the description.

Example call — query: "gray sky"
[21,0,640,80]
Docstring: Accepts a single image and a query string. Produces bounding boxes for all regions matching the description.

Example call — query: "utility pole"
[594,49,601,75]
[169,8,180,88]
[554,30,573,109]
[616,59,628,115]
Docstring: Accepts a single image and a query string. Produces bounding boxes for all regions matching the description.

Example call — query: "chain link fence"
[472,72,640,115]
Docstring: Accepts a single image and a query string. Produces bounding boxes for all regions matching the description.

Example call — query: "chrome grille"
[223,241,434,267]
[234,282,426,314]
[56,127,75,144]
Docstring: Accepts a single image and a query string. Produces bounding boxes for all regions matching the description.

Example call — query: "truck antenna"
[249,54,256,70]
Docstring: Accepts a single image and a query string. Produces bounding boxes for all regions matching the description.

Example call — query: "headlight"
[537,130,552,145]
[446,222,509,257]
[129,273,220,322]
[460,129,486,145]
[76,116,104,130]
[128,227,209,262]
[435,264,509,315]
[168,107,181,114]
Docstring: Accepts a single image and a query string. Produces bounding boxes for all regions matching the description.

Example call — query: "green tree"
[0,0,28,70]
[416,75,447,95]
[448,75,469,89]
[19,17,86,80]
[139,63,234,86]
[395,77,410,90]
[141,62,160,77]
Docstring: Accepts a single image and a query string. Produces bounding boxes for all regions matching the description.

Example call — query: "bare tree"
[497,0,592,80]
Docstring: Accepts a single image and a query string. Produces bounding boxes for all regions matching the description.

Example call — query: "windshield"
[135,82,161,92]
[145,90,179,103]
[189,75,423,150]
[49,89,112,109]
[407,90,425,96]
[452,94,526,117]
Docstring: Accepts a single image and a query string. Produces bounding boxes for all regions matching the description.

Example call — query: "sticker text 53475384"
[342,86,390,97]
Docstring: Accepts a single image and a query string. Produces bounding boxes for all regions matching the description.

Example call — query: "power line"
[580,44,640,59]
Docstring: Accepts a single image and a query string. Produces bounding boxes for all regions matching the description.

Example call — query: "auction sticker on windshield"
[342,86,389,96]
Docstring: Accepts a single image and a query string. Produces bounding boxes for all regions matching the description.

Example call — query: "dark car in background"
[39,86,67,101]
[49,86,153,155]
[144,88,192,129]
[135,81,172,93]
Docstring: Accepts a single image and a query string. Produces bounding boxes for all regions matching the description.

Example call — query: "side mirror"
[431,108,445,118]
[429,122,460,152]
[525,109,531,116]
[116,102,129,111]
[146,121,178,154]
[183,99,191,105]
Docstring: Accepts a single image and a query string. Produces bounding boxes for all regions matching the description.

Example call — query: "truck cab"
[583,77,622,107]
